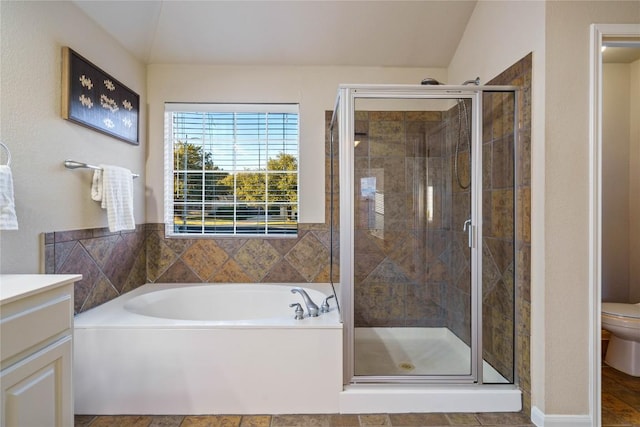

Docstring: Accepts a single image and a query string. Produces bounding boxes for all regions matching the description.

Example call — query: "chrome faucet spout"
[462,77,480,86]
[291,288,320,317]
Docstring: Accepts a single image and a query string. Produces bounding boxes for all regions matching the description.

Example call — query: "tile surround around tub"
[45,223,337,314]
[44,226,147,313]
[145,224,334,284]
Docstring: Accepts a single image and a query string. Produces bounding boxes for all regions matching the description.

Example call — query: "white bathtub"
[74,283,343,415]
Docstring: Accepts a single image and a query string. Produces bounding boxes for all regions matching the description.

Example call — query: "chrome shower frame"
[331,84,519,386]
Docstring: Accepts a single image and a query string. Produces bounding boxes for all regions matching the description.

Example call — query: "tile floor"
[602,365,640,426]
[75,412,535,427]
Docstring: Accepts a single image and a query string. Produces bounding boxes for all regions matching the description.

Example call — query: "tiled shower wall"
[496,53,532,413]
[479,89,517,380]
[444,101,473,346]
[352,110,455,327]
[350,105,474,336]
[444,55,532,395]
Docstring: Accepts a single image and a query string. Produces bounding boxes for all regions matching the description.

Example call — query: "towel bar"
[64,160,139,178]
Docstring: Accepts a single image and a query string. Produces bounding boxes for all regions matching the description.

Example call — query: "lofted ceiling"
[71,0,478,68]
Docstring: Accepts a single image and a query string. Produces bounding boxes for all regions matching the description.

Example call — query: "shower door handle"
[463,219,473,248]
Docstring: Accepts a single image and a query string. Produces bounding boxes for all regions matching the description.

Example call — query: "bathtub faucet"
[291,288,319,317]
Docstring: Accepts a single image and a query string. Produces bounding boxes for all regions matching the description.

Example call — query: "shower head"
[420,77,443,85]
[462,77,480,86]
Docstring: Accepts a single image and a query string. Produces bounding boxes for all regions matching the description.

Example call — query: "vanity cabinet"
[0,274,80,427]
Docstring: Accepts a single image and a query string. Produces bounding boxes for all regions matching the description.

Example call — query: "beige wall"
[145,65,447,224]
[630,58,640,303]
[0,1,147,273]
[544,0,640,416]
[602,63,631,302]
[448,1,545,87]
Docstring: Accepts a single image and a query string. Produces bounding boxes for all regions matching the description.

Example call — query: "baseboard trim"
[531,406,593,427]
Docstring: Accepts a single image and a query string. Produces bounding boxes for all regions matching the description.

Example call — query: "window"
[164,103,299,236]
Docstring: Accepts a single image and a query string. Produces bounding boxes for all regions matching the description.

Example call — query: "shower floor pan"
[340,327,521,413]
[354,327,507,382]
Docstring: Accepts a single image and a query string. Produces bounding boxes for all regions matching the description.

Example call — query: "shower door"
[338,86,482,383]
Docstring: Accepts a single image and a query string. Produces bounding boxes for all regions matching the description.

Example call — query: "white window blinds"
[164,103,299,236]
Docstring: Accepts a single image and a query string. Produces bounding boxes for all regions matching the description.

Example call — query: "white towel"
[0,165,18,230]
[91,165,135,232]
[91,168,103,202]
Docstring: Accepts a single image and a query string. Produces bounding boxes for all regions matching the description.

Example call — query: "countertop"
[0,274,81,305]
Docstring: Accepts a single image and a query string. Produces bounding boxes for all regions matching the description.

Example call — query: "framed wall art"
[61,47,139,145]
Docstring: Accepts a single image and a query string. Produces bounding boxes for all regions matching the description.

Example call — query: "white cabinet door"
[1,336,72,427]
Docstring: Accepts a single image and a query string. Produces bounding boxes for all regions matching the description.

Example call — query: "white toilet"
[602,302,640,377]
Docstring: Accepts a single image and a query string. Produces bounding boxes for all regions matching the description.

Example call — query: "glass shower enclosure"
[331,84,518,385]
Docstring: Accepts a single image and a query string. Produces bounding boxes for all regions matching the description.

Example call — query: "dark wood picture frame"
[61,47,139,145]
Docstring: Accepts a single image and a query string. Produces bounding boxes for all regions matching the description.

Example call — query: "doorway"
[590,23,640,426]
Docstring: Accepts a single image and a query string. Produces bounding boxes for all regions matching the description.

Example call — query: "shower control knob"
[289,303,304,320]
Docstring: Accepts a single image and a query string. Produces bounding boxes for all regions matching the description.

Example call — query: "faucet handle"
[321,295,335,313]
[291,287,320,317]
[289,303,304,320]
